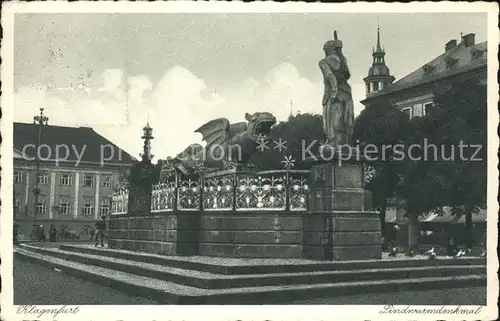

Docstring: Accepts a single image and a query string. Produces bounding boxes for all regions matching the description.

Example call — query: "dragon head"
[245,112,276,141]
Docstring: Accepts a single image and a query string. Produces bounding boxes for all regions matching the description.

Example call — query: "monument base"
[108,211,200,256]
[108,148,382,261]
[304,153,382,261]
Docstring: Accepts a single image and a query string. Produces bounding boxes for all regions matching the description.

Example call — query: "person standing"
[94,216,106,247]
[447,236,457,257]
[49,225,57,242]
[39,225,46,242]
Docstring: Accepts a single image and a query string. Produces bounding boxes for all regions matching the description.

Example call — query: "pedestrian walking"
[90,227,95,241]
[94,216,106,247]
[447,236,457,257]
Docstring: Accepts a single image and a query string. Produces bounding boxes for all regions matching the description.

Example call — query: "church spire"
[364,20,395,97]
[373,23,385,59]
[376,24,383,53]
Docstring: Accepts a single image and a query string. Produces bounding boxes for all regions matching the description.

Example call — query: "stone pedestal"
[303,151,382,261]
[108,211,200,256]
[199,211,303,258]
[108,161,202,256]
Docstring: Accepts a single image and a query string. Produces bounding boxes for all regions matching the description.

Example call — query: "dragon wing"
[228,122,248,138]
[195,118,231,149]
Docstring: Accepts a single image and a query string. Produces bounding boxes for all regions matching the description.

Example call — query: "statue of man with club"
[319,30,355,147]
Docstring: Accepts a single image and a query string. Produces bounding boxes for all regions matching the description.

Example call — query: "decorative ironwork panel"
[236,174,286,211]
[111,187,129,215]
[289,174,309,211]
[203,175,234,211]
[151,181,176,212]
[362,163,376,187]
[177,178,200,211]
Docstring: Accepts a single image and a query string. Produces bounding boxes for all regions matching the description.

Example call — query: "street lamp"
[32,108,49,240]
[140,121,154,163]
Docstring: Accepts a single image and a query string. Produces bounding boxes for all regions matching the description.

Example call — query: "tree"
[248,113,325,170]
[427,79,487,249]
[397,79,487,250]
[352,101,409,249]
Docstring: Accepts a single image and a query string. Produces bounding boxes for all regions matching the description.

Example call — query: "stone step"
[15,247,487,304]
[19,244,485,289]
[59,244,486,275]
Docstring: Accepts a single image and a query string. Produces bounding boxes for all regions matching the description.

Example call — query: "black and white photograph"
[1,2,498,321]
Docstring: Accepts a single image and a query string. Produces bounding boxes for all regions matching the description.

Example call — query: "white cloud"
[15,63,365,161]
[147,66,213,156]
[152,66,207,110]
[128,75,153,106]
[261,62,322,119]
[14,85,68,124]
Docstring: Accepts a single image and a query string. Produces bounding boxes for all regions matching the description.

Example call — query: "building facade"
[13,122,136,240]
[360,31,487,249]
[361,32,487,116]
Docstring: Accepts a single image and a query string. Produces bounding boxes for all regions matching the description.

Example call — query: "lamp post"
[32,108,49,239]
[139,121,154,214]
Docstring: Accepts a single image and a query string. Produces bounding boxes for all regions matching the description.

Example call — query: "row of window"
[37,225,103,237]
[43,225,103,236]
[402,102,434,119]
[13,171,112,188]
[422,50,483,75]
[366,81,390,94]
[26,197,111,216]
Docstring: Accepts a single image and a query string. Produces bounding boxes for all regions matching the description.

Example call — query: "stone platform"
[15,243,487,304]
[108,209,380,260]
[109,211,305,259]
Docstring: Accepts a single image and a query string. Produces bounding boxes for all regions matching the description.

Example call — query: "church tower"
[364,25,395,97]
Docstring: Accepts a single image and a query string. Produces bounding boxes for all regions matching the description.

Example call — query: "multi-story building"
[359,30,488,249]
[13,122,136,240]
[361,32,487,115]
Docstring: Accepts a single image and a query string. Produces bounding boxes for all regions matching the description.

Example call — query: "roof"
[14,122,136,165]
[368,64,392,77]
[394,41,486,87]
[385,207,487,224]
[363,40,487,100]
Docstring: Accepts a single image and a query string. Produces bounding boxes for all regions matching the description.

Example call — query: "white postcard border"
[1,2,498,321]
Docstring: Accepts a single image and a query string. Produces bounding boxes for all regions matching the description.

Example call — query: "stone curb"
[59,244,486,275]
[21,244,486,290]
[15,249,486,305]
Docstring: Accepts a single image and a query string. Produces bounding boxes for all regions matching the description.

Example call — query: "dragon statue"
[162,112,276,175]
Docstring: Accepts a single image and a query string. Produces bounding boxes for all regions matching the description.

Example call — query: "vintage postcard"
[1,2,498,321]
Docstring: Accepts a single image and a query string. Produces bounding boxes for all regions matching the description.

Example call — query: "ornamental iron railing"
[110,169,310,215]
[111,185,129,215]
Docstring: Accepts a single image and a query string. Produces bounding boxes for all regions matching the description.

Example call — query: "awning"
[423,207,487,223]
[385,208,398,223]
[384,207,487,223]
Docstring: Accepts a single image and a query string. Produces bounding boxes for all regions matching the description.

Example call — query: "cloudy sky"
[14,12,487,159]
